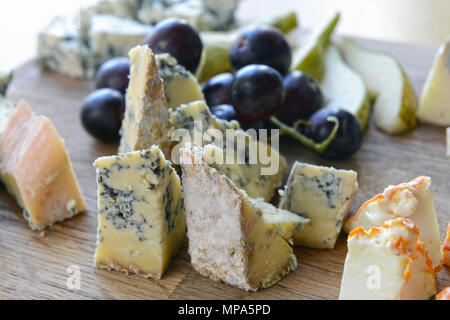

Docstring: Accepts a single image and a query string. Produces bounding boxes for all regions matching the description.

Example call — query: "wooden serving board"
[0,37,449,300]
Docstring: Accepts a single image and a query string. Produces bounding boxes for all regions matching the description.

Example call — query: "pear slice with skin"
[341,40,417,134]
[291,12,340,82]
[417,39,450,126]
[321,45,371,129]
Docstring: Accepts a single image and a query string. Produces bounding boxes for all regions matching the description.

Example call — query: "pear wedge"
[291,12,340,82]
[417,39,450,126]
[341,40,417,134]
[321,45,371,128]
[196,10,299,82]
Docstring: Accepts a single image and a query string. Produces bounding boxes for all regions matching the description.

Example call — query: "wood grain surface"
[0,37,449,300]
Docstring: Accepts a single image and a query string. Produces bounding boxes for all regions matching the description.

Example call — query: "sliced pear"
[321,45,371,128]
[196,10,299,82]
[341,40,417,134]
[417,39,450,126]
[291,12,340,81]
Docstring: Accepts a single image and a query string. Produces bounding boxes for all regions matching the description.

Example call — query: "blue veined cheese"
[138,0,215,31]
[180,144,297,291]
[0,97,15,136]
[279,162,358,249]
[204,0,240,30]
[155,53,204,109]
[95,0,140,19]
[90,14,152,67]
[0,71,12,96]
[169,101,287,202]
[94,145,186,279]
[37,17,91,79]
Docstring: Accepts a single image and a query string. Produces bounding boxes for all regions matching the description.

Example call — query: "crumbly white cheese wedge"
[90,14,152,67]
[443,222,450,267]
[344,176,442,270]
[0,100,85,230]
[170,101,287,201]
[156,54,204,109]
[0,71,12,96]
[0,97,15,136]
[94,146,185,279]
[418,40,450,126]
[119,45,172,155]
[279,162,358,249]
[339,218,437,300]
[138,0,217,31]
[436,287,450,300]
[180,144,297,291]
[250,197,309,243]
[38,16,91,78]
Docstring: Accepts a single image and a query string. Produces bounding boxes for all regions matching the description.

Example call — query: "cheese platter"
[0,0,449,300]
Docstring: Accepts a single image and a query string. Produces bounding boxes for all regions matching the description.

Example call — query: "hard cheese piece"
[94,146,185,279]
[339,218,437,300]
[344,176,442,270]
[0,100,85,230]
[38,16,91,79]
[90,14,152,67]
[443,222,450,267]
[279,162,358,249]
[0,71,12,96]
[250,197,309,243]
[418,40,450,126]
[436,287,450,300]
[170,101,287,201]
[155,53,204,109]
[0,98,15,136]
[119,45,172,155]
[180,144,297,291]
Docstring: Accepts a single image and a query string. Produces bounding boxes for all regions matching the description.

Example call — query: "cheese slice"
[443,222,450,267]
[170,101,287,201]
[94,145,185,279]
[0,100,85,230]
[279,162,358,249]
[180,143,297,291]
[417,39,450,126]
[344,176,442,270]
[249,197,309,243]
[436,287,450,300]
[339,218,437,300]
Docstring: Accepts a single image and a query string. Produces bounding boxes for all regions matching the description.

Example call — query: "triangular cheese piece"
[0,100,85,230]
[180,144,297,291]
[344,176,442,270]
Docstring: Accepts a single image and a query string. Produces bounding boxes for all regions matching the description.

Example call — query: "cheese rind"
[339,218,437,300]
[0,100,85,230]
[170,101,287,201]
[180,144,297,291]
[344,176,442,270]
[94,146,185,279]
[443,222,450,267]
[279,162,358,249]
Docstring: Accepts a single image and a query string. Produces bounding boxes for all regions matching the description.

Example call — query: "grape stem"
[269,116,339,154]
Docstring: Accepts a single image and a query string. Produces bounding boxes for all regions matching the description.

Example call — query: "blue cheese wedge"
[90,14,152,67]
[38,17,91,78]
[180,143,297,291]
[0,71,12,96]
[94,146,185,279]
[344,176,442,270]
[95,0,140,19]
[170,101,287,201]
[279,162,358,249]
[204,0,240,30]
[339,218,437,300]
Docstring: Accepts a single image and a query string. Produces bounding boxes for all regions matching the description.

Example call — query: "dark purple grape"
[230,25,292,75]
[231,64,284,122]
[96,57,130,94]
[211,104,265,133]
[81,89,125,143]
[305,108,363,159]
[276,71,324,125]
[203,73,234,107]
[144,18,203,73]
